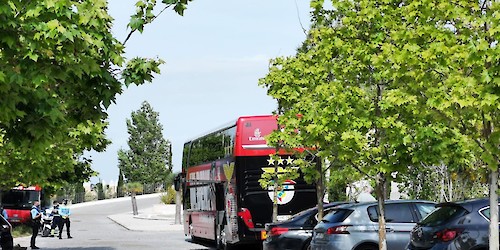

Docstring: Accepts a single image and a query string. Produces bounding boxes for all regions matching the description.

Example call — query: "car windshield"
[419,205,467,227]
[415,203,436,218]
[288,207,315,221]
[322,209,352,223]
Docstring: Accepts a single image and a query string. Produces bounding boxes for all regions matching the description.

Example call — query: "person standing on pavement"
[58,199,72,239]
[30,201,42,249]
[0,205,8,220]
[50,201,61,237]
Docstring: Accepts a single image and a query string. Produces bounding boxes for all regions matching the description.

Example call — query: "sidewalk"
[13,194,185,248]
[108,203,184,232]
[74,193,184,232]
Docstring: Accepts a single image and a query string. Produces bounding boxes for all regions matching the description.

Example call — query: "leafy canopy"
[0,0,189,188]
[118,101,173,184]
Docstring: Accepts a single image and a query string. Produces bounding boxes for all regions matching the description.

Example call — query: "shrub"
[160,186,176,204]
[85,190,97,201]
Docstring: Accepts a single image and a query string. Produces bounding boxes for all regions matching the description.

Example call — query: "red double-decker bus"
[2,185,43,224]
[180,115,316,249]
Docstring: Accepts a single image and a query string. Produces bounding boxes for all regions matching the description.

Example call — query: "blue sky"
[88,1,312,183]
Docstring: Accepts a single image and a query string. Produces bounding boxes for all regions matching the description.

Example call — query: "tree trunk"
[448,175,453,202]
[272,172,279,222]
[131,192,138,216]
[489,168,499,250]
[175,189,182,224]
[376,172,387,250]
[316,157,324,221]
[440,170,445,202]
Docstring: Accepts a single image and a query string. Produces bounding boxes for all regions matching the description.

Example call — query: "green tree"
[260,1,473,249]
[378,1,500,248]
[117,169,125,198]
[327,163,362,202]
[0,0,191,188]
[118,101,172,185]
[400,163,488,202]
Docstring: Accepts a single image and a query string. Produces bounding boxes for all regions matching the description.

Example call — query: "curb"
[71,193,162,209]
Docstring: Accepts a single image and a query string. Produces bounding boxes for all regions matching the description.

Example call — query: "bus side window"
[184,187,191,209]
[215,183,225,211]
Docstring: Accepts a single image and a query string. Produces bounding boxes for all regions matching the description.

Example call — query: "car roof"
[437,198,492,213]
[294,201,351,216]
[267,201,351,225]
[334,200,436,209]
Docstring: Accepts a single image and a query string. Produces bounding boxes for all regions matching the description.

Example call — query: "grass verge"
[11,224,31,238]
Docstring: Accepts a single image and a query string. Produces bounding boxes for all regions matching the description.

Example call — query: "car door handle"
[386,228,395,232]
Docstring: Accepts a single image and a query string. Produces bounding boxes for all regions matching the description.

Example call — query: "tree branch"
[294,0,308,36]
[348,159,374,179]
[123,4,173,46]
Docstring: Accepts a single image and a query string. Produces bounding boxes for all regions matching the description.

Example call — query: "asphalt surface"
[12,193,212,250]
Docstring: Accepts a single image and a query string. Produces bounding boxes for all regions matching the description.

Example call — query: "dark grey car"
[407,198,494,250]
[263,202,349,250]
[311,200,436,250]
[0,215,13,250]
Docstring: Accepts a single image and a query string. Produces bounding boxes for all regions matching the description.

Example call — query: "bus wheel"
[215,224,223,249]
[219,225,233,250]
[188,218,197,242]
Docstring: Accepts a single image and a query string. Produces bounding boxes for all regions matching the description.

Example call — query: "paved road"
[14,194,216,250]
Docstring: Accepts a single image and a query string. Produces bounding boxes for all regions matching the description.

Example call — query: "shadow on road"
[186,238,263,250]
[21,248,116,250]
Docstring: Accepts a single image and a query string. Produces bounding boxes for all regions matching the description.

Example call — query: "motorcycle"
[40,209,54,237]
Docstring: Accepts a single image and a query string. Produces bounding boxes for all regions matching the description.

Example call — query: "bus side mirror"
[174,174,182,191]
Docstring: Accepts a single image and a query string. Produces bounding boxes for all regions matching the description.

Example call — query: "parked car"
[263,202,349,250]
[0,215,13,250]
[407,198,493,250]
[311,200,436,250]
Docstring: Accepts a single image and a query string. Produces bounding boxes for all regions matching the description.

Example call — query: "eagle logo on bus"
[263,155,298,205]
[267,180,296,205]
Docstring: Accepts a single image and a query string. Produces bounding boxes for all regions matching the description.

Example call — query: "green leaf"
[128,17,144,32]
[481,69,492,83]
[162,0,177,4]
[46,19,60,30]
[174,3,187,16]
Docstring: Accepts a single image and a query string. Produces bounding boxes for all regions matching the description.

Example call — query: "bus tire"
[188,217,197,242]
[219,224,233,250]
[215,224,222,249]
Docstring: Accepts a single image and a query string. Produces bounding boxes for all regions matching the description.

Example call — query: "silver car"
[310,200,435,250]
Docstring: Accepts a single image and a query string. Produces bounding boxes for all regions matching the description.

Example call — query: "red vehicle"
[180,115,317,249]
[2,185,43,224]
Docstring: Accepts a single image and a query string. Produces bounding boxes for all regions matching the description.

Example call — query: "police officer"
[0,205,7,220]
[30,201,41,249]
[58,200,72,239]
[50,201,61,237]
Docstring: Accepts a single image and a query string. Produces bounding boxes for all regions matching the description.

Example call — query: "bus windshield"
[2,190,40,209]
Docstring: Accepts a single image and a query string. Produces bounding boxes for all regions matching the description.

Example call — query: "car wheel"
[355,244,378,250]
[303,240,311,250]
